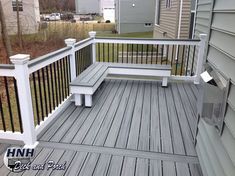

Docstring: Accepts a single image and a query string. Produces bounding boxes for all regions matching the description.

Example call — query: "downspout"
[177,0,183,39]
[175,0,183,60]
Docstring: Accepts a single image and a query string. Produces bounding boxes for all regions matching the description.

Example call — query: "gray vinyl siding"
[75,0,100,14]
[194,0,235,176]
[116,0,155,34]
[154,0,179,38]
[154,0,191,39]
[180,0,191,38]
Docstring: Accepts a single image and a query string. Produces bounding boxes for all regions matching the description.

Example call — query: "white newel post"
[10,54,38,148]
[65,38,77,81]
[89,31,97,63]
[194,34,207,84]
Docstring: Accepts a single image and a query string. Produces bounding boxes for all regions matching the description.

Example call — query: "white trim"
[95,38,200,46]
[28,50,71,74]
[0,69,15,77]
[65,38,77,81]
[108,68,171,77]
[170,75,196,82]
[35,96,72,136]
[0,131,24,141]
[194,34,207,84]
[10,54,37,147]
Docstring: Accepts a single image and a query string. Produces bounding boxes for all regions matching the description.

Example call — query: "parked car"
[61,12,74,21]
[44,13,61,21]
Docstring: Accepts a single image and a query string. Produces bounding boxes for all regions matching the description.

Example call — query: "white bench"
[70,62,171,107]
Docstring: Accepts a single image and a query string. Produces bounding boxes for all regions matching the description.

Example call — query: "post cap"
[10,54,30,65]
[64,38,76,46]
[89,31,96,38]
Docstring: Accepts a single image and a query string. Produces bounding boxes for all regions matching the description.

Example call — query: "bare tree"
[0,0,12,63]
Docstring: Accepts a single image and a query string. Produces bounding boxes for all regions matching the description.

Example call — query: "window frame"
[12,0,23,12]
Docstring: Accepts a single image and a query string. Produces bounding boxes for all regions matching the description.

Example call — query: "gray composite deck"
[0,80,202,176]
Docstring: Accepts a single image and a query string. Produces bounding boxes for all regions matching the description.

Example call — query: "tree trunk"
[0,1,12,63]
[16,0,23,49]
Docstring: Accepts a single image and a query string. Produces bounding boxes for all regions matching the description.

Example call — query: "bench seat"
[70,62,171,107]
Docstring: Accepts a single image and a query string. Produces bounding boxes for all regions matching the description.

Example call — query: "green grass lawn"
[96,31,154,38]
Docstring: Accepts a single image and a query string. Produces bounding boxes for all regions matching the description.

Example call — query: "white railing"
[0,31,206,147]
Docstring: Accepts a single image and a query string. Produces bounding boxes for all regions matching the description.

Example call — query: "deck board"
[127,82,145,150]
[0,80,202,176]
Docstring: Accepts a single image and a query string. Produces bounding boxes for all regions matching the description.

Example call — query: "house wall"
[115,0,155,34]
[0,0,40,35]
[153,0,191,39]
[75,0,100,14]
[194,0,235,176]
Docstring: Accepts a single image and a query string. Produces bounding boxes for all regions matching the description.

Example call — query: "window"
[166,0,171,8]
[155,0,161,25]
[12,0,23,11]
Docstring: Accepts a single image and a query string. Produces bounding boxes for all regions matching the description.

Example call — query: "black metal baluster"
[41,68,48,116]
[146,44,149,64]
[171,45,175,67]
[57,60,62,103]
[161,45,164,64]
[108,43,110,62]
[126,44,129,63]
[13,78,23,133]
[180,45,186,75]
[62,56,68,97]
[0,96,6,132]
[32,73,40,125]
[151,44,154,64]
[175,45,180,75]
[4,77,14,132]
[37,70,45,121]
[53,62,59,107]
[49,64,56,109]
[112,43,115,62]
[156,44,159,64]
[141,44,144,64]
[122,44,124,63]
[60,59,65,100]
[166,45,169,65]
[63,57,69,96]
[103,43,105,62]
[98,43,101,62]
[136,44,139,64]
[46,66,52,113]
[75,51,79,76]
[131,44,134,63]
[185,45,191,76]
[117,43,119,63]
[191,45,196,76]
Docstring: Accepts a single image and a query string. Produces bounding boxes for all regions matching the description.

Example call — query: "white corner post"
[65,38,77,81]
[89,31,97,63]
[10,54,38,148]
[194,34,207,84]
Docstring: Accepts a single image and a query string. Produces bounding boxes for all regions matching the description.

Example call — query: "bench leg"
[75,94,83,106]
[85,94,92,107]
[162,77,168,87]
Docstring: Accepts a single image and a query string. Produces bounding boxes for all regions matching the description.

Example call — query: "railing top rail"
[95,37,200,45]
[28,46,72,68]
[96,37,200,42]
[0,64,15,77]
[0,64,15,70]
[74,38,93,48]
